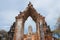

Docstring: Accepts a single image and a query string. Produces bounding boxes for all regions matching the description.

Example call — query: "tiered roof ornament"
[28,2,33,7]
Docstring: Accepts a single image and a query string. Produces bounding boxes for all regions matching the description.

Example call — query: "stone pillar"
[13,18,24,40]
[39,19,45,40]
[36,19,40,40]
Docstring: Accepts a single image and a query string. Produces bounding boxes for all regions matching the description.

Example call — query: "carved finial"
[29,2,31,4]
[28,2,33,7]
[20,11,22,13]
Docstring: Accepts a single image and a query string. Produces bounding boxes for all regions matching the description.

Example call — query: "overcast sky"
[0,0,60,33]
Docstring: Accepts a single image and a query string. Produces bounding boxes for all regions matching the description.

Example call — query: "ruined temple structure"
[8,2,57,40]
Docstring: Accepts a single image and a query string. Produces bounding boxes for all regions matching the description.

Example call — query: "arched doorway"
[13,2,45,40]
[24,16,36,34]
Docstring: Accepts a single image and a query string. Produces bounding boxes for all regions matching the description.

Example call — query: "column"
[36,20,40,40]
[39,19,45,40]
[13,18,24,40]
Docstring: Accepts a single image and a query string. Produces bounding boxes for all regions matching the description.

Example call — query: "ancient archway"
[24,16,36,34]
[13,2,45,40]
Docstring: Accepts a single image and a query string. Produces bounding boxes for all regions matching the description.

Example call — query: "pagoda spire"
[28,2,33,7]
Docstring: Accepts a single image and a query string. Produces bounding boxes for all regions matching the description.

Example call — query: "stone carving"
[28,25,32,35]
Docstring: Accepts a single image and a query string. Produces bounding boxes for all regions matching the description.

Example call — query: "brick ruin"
[8,2,57,40]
